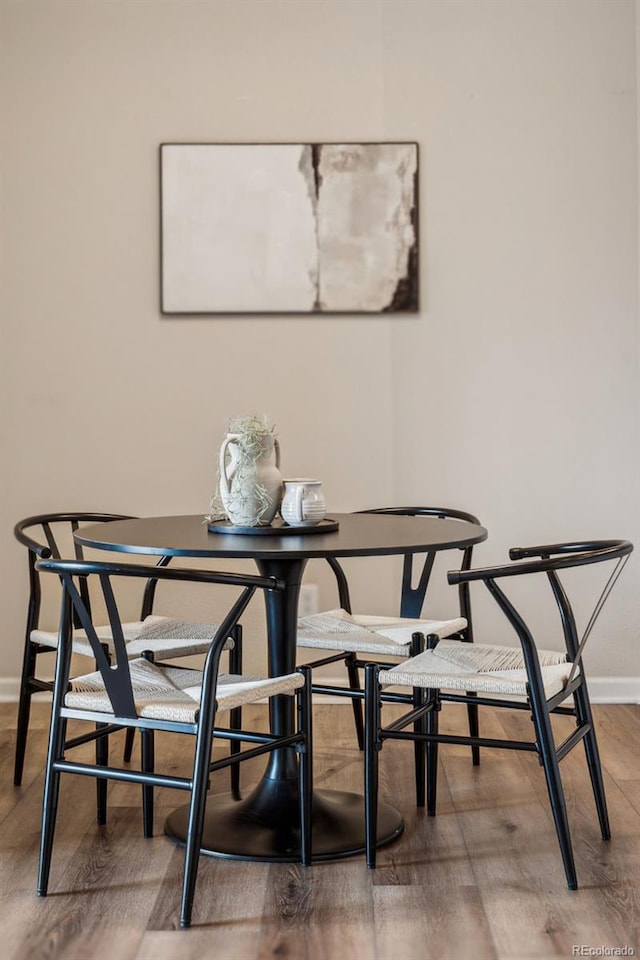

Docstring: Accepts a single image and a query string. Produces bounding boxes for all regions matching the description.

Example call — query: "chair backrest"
[35,557,284,721]
[325,506,482,626]
[448,539,633,683]
[14,512,168,633]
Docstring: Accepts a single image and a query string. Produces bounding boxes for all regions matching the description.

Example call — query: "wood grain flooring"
[0,701,638,960]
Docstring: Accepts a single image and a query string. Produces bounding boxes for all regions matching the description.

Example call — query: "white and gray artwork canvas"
[161,143,418,314]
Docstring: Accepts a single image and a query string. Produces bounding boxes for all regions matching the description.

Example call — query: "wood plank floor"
[1,701,638,960]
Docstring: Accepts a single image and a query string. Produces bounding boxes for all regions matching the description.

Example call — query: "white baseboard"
[0,675,638,705]
[0,679,52,703]
[586,677,640,704]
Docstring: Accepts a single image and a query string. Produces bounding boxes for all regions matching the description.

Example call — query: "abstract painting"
[160,142,418,314]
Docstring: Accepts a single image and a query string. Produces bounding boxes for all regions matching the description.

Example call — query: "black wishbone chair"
[364,538,633,889]
[13,513,244,803]
[297,506,483,797]
[35,558,312,929]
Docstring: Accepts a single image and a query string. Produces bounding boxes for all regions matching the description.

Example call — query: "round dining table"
[75,511,487,862]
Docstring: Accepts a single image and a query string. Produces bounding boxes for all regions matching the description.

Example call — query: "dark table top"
[75,512,487,561]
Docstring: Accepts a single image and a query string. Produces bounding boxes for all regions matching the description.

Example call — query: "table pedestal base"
[164,785,403,862]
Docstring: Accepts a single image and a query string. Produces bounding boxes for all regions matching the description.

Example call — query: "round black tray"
[207,517,339,536]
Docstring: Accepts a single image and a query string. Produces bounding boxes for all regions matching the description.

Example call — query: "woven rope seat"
[65,656,305,724]
[380,638,572,698]
[297,609,467,657]
[31,615,233,661]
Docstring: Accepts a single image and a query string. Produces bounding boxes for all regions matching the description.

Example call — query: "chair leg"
[426,690,440,817]
[297,667,313,865]
[180,708,216,928]
[529,689,577,889]
[466,692,481,766]
[413,685,426,808]
[38,715,67,896]
[141,728,155,838]
[14,642,38,785]
[229,708,242,801]
[229,625,242,801]
[123,727,136,763]
[573,682,610,840]
[460,631,480,766]
[364,664,381,869]
[422,633,439,813]
[346,653,365,751]
[96,723,108,826]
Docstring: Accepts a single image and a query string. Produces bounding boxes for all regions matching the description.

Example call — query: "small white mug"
[281,479,326,526]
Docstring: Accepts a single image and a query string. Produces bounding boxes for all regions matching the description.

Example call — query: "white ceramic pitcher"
[281,479,326,526]
[219,432,282,526]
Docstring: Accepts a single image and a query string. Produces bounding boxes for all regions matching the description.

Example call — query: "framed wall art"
[160,142,419,315]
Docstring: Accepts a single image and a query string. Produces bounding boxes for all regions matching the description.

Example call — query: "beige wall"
[1,0,638,690]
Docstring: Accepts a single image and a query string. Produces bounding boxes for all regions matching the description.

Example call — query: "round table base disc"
[164,788,403,863]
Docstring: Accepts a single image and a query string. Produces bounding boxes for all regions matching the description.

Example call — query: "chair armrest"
[36,557,286,593]
[509,540,626,561]
[448,540,632,585]
[13,526,52,558]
